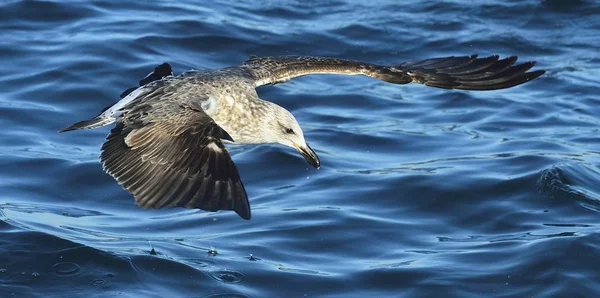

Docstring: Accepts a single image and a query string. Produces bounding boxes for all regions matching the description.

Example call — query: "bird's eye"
[285,128,294,134]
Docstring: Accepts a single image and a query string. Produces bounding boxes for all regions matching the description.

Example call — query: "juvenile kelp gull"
[60,54,545,220]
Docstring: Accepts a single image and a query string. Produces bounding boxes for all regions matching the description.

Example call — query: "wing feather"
[100,103,251,220]
[241,54,545,90]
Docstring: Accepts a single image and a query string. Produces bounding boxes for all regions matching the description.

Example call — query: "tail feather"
[59,117,114,133]
[59,62,173,134]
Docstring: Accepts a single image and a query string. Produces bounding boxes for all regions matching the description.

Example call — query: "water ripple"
[1,0,600,297]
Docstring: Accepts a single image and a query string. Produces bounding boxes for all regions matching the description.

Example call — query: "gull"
[60,54,545,220]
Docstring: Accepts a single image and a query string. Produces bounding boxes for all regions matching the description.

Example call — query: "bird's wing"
[100,99,251,220]
[240,55,545,90]
[119,62,173,99]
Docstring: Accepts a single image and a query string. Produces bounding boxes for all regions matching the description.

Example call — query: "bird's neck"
[212,99,275,145]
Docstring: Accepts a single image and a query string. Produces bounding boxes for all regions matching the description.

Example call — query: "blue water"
[1,0,599,297]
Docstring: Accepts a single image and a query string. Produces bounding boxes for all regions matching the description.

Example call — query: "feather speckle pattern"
[61,54,544,219]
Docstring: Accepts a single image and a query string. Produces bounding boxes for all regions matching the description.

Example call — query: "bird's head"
[262,102,320,169]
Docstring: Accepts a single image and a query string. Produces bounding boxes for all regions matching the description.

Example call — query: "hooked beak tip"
[297,143,320,169]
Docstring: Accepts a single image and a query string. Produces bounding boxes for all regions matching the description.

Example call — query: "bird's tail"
[58,116,115,133]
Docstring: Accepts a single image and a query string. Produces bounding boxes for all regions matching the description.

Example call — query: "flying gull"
[60,54,545,220]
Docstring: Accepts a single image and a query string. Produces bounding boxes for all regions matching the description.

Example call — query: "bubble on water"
[208,270,244,283]
[92,279,106,286]
[52,262,81,276]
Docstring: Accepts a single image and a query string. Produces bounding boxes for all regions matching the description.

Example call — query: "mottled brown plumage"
[100,103,250,219]
[241,55,544,90]
[60,54,545,220]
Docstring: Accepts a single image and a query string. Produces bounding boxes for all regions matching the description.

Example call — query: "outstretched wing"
[100,100,251,220]
[241,55,545,90]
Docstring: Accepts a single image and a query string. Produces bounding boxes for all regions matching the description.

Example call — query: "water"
[1,0,599,297]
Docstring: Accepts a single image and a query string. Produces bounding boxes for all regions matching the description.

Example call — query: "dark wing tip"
[120,63,174,99]
[219,128,235,142]
[396,55,545,91]
[100,123,251,220]
[234,193,251,220]
[139,62,173,86]
[527,69,546,79]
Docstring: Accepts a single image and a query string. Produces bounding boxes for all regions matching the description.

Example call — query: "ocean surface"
[1,0,599,297]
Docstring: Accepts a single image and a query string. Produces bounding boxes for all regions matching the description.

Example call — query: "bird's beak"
[296,143,320,169]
